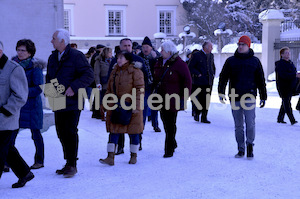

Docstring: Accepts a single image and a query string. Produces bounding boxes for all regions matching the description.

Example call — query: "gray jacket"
[0,54,28,131]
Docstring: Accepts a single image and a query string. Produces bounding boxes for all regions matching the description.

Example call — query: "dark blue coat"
[188,50,216,86]
[218,49,267,101]
[17,58,45,129]
[46,44,94,112]
[275,59,297,98]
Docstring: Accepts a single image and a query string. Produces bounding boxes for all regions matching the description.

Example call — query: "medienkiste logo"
[40,78,66,111]
[41,79,259,112]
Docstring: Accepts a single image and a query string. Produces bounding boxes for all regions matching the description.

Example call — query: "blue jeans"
[231,100,256,152]
[143,89,159,128]
[109,133,139,145]
[151,109,159,128]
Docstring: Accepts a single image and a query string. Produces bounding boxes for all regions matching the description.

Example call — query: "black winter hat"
[96,44,105,49]
[142,36,152,47]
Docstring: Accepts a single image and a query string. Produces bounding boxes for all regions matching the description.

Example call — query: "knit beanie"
[142,36,152,47]
[238,35,251,48]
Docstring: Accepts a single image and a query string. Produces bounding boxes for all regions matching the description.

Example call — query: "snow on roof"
[153,32,166,39]
[259,9,284,21]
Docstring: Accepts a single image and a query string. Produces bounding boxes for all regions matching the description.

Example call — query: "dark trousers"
[277,96,296,123]
[0,130,30,179]
[9,129,44,164]
[160,109,178,155]
[194,85,212,120]
[54,110,81,167]
[31,129,44,164]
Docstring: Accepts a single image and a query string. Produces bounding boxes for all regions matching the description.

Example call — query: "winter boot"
[247,144,254,159]
[234,151,245,158]
[99,143,115,166]
[129,144,139,164]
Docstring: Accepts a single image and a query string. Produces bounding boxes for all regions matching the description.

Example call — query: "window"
[105,5,127,36]
[64,4,74,35]
[157,6,177,36]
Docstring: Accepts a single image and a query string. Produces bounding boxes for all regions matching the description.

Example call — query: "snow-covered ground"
[2,81,300,199]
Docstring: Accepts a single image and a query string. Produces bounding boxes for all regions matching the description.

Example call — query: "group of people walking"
[0,30,298,189]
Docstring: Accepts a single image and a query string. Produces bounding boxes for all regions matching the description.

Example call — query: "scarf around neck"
[12,57,32,69]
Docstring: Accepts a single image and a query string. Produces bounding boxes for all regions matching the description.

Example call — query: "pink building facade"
[64,0,188,51]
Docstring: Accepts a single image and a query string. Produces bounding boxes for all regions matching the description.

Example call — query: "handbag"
[111,101,132,125]
[110,72,132,125]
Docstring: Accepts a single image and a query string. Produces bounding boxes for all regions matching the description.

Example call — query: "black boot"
[115,147,124,155]
[12,171,34,188]
[247,144,254,159]
[194,114,199,122]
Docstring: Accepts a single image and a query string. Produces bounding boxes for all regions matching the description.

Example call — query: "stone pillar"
[259,9,285,78]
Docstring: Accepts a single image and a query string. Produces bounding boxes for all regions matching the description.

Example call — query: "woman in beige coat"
[100,51,144,165]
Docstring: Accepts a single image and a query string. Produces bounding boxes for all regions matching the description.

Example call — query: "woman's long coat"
[16,58,45,129]
[105,62,145,134]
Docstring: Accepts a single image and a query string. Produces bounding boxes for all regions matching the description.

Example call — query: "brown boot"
[128,144,139,164]
[99,143,115,166]
[129,153,137,164]
[99,152,115,166]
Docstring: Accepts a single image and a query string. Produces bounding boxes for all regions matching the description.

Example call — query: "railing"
[281,21,300,32]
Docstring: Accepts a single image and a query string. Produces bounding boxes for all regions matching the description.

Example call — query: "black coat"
[218,49,267,101]
[46,44,94,111]
[188,50,216,86]
[275,59,297,98]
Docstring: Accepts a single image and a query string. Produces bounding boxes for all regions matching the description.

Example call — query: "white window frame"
[156,6,177,36]
[64,4,74,35]
[105,5,127,36]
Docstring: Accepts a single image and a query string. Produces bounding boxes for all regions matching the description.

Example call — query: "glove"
[260,100,265,108]
[96,84,102,91]
[219,96,226,104]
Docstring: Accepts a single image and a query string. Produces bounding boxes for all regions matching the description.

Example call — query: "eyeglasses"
[17,49,27,52]
[237,43,247,47]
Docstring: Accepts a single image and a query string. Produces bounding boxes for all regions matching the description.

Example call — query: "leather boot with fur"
[129,144,139,164]
[99,143,115,166]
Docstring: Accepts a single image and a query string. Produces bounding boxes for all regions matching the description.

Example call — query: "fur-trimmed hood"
[112,61,143,70]
[32,58,47,69]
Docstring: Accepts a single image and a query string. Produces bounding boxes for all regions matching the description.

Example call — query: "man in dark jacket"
[0,41,34,188]
[188,41,215,123]
[218,35,267,159]
[46,29,94,177]
[275,47,298,125]
[138,36,161,133]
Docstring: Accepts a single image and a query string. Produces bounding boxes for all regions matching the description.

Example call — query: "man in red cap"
[218,35,267,159]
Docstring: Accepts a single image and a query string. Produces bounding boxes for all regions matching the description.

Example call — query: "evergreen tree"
[181,0,300,43]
